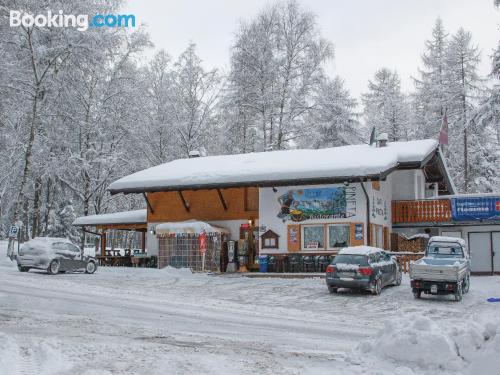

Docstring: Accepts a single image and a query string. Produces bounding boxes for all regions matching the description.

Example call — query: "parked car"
[325,246,401,295]
[410,236,470,301]
[17,237,97,275]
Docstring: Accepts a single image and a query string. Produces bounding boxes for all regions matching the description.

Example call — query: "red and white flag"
[439,113,449,145]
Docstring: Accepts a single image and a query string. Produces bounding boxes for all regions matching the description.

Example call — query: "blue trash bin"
[259,255,269,273]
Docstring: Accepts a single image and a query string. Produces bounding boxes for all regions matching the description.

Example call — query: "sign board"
[355,224,363,241]
[305,241,319,250]
[451,197,500,221]
[199,231,207,254]
[8,225,19,238]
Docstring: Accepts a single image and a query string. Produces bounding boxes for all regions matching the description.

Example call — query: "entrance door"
[468,232,492,274]
[493,232,500,274]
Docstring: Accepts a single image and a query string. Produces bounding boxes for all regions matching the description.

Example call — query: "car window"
[332,254,368,266]
[52,242,67,251]
[66,243,81,253]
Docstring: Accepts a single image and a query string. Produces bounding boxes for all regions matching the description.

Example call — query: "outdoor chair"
[302,256,315,272]
[288,254,303,273]
[267,256,277,272]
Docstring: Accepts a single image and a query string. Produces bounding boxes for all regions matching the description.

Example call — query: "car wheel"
[394,270,402,286]
[454,283,463,302]
[48,260,60,275]
[464,276,470,293]
[85,261,97,274]
[328,286,338,294]
[17,265,30,272]
[413,290,422,299]
[372,278,382,295]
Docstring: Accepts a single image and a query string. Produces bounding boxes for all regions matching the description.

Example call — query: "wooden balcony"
[392,199,451,224]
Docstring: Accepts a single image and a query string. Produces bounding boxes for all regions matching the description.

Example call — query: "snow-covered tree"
[445,28,483,192]
[300,77,360,148]
[226,0,334,151]
[412,18,449,139]
[362,68,411,142]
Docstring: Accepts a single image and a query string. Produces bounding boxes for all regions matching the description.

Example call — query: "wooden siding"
[147,187,259,222]
[392,199,451,224]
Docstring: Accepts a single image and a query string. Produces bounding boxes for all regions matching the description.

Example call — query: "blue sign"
[451,197,500,221]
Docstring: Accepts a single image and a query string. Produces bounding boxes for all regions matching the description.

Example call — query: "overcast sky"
[126,0,499,99]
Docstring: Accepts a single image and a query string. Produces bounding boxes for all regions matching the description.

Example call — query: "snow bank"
[357,315,500,373]
[0,333,21,375]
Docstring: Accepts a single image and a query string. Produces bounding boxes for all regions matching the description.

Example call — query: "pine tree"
[412,18,449,139]
[362,68,410,142]
[445,28,482,192]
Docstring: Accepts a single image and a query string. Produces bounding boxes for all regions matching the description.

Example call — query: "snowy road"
[1,241,499,375]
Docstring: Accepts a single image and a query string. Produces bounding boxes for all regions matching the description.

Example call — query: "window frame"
[326,223,351,250]
[301,224,326,251]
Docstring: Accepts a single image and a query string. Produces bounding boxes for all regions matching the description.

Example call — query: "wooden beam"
[216,189,228,211]
[178,191,190,212]
[142,193,155,214]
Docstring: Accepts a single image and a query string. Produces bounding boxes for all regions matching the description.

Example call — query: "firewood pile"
[391,233,428,253]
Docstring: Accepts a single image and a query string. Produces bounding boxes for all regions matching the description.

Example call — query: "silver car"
[17,237,97,275]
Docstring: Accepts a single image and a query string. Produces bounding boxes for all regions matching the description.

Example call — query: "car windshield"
[427,243,463,258]
[332,254,368,266]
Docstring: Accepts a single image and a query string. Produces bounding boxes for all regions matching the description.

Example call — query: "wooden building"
[106,138,461,271]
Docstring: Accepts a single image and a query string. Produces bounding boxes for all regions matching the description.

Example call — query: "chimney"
[376,133,388,147]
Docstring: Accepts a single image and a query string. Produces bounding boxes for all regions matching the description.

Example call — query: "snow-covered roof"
[338,246,382,255]
[429,236,466,247]
[73,209,147,226]
[108,139,439,194]
[155,220,229,235]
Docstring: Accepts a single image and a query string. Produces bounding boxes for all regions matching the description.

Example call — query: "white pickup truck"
[409,236,470,301]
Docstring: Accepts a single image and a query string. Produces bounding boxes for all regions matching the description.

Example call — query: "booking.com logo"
[9,10,136,32]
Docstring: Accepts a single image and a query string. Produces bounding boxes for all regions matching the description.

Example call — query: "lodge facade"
[74,138,499,274]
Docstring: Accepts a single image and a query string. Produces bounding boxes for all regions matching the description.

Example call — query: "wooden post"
[101,232,107,257]
[141,231,146,252]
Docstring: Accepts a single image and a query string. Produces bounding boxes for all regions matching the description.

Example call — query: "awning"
[155,220,229,235]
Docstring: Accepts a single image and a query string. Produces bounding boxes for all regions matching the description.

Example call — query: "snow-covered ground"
[0,240,499,375]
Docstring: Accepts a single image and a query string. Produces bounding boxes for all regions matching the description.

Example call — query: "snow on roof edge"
[73,209,147,226]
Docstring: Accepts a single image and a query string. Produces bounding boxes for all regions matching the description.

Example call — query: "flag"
[369,127,376,145]
[439,113,448,145]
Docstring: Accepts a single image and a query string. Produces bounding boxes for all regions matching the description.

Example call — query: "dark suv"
[326,246,401,295]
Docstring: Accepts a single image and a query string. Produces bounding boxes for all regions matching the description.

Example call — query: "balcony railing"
[392,199,452,224]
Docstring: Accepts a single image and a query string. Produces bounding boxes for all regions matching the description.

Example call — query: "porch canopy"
[73,209,147,230]
[73,209,148,258]
[107,139,455,195]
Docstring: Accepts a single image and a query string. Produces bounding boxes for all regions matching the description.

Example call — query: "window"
[327,224,350,249]
[66,243,81,253]
[261,230,279,249]
[302,225,325,250]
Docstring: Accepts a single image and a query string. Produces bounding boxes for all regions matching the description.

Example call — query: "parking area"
[0,241,499,375]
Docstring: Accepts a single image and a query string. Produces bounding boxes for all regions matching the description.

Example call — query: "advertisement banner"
[451,197,500,221]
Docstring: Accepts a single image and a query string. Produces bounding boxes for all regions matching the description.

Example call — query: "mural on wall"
[277,187,356,222]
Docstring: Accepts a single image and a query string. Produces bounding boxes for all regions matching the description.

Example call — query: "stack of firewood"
[395,234,427,253]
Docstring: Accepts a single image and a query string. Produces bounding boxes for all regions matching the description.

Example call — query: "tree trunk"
[31,176,42,238]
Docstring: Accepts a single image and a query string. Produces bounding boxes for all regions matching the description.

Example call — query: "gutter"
[359,179,371,246]
[108,173,389,195]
